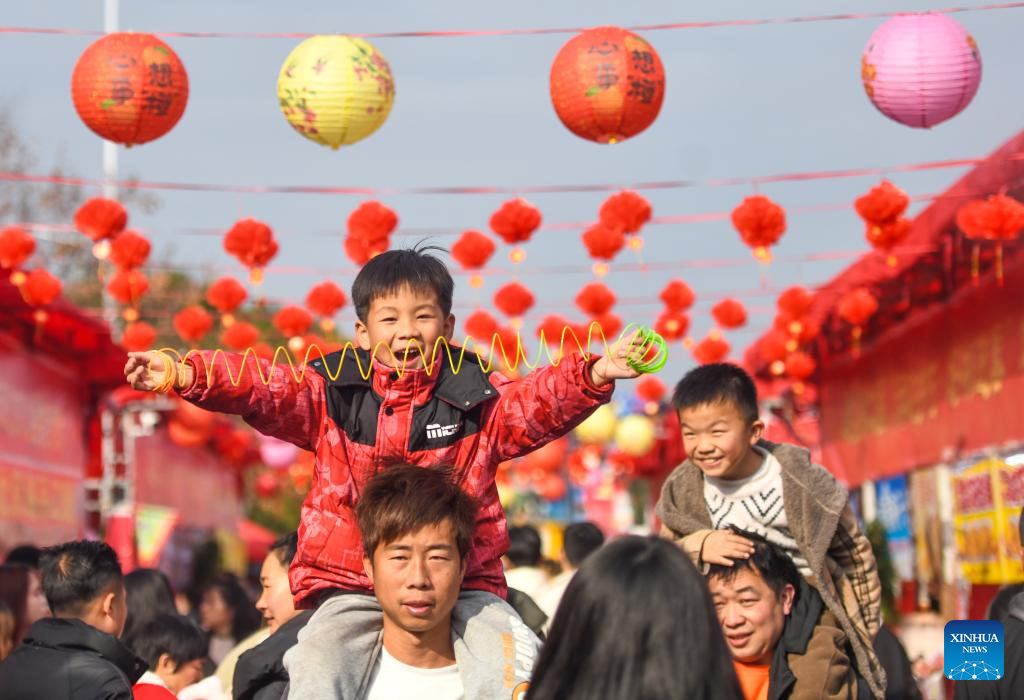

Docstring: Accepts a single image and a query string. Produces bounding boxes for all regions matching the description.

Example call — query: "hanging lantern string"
[2,152,1023,198]
[3,3,1024,40]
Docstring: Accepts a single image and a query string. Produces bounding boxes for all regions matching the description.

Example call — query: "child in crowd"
[656,363,886,699]
[132,614,208,700]
[125,245,642,696]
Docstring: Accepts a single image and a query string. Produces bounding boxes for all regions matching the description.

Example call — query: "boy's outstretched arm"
[124,350,326,451]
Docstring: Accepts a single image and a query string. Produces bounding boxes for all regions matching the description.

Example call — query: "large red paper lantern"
[711,298,747,330]
[0,226,35,270]
[494,282,535,318]
[599,190,652,234]
[956,194,1024,282]
[489,199,542,246]
[173,305,213,344]
[550,26,665,144]
[348,201,398,245]
[785,352,817,381]
[777,286,814,319]
[654,311,689,342]
[693,334,730,365]
[21,269,62,307]
[837,287,879,328]
[636,376,667,403]
[464,310,500,342]
[224,218,279,283]
[221,321,261,352]
[273,306,314,339]
[659,279,695,313]
[74,198,128,242]
[536,315,571,341]
[71,33,189,146]
[593,312,622,340]
[575,282,616,316]
[106,269,149,306]
[306,281,347,330]
[344,236,388,266]
[121,321,156,352]
[855,180,910,228]
[731,195,786,262]
[109,230,151,269]
[206,277,248,317]
[451,230,496,270]
[582,222,625,261]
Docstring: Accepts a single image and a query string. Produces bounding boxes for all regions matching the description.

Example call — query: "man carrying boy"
[125,246,642,697]
[656,363,885,699]
[0,540,146,700]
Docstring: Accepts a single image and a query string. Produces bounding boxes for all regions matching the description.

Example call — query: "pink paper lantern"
[861,13,981,129]
[258,434,300,470]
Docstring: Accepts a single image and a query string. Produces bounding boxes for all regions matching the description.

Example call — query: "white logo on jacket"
[426,423,460,439]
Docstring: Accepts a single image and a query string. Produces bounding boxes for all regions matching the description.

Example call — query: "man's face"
[678,401,764,480]
[364,519,465,636]
[708,568,794,665]
[355,286,455,371]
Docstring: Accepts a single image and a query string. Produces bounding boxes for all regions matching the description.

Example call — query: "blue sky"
[2,1,1022,384]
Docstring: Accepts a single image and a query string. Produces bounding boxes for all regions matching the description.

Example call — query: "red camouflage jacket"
[179,347,612,607]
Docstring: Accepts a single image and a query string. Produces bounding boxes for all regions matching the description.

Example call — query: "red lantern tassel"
[996,243,1005,287]
[971,244,980,284]
[851,325,862,358]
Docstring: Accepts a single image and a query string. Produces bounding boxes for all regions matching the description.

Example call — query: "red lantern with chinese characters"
[489,199,541,265]
[74,198,127,242]
[654,311,689,342]
[581,222,625,261]
[173,305,213,344]
[493,282,534,318]
[837,287,878,355]
[224,218,279,284]
[221,321,260,352]
[659,279,695,313]
[599,190,652,234]
[0,226,35,273]
[956,194,1024,283]
[71,33,189,146]
[451,230,496,273]
[305,281,347,332]
[711,298,747,330]
[693,333,730,365]
[575,282,616,316]
[206,277,248,325]
[549,26,665,144]
[121,321,156,352]
[731,195,786,262]
[109,230,150,269]
[106,269,149,306]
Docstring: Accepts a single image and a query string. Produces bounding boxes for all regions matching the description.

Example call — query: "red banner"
[818,259,1024,486]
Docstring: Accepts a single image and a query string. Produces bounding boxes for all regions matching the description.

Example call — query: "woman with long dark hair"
[121,568,178,654]
[199,574,262,665]
[0,563,49,647]
[528,535,743,700]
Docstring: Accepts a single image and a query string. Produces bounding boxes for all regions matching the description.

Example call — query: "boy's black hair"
[706,529,800,602]
[351,245,454,322]
[671,363,759,423]
[563,522,605,568]
[270,532,298,568]
[39,540,123,616]
[132,614,207,672]
[507,525,543,567]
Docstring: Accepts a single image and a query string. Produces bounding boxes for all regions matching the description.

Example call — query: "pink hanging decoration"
[861,13,982,129]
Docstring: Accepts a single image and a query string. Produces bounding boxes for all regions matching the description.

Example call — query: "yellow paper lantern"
[574,404,618,445]
[614,414,656,457]
[277,35,396,149]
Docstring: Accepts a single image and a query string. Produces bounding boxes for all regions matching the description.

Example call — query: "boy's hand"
[589,331,651,386]
[124,351,194,392]
[700,530,755,566]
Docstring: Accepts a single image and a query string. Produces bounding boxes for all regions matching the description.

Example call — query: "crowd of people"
[1,246,1022,698]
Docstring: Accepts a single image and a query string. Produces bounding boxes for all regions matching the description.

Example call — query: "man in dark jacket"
[954,506,1024,699]
[0,540,145,700]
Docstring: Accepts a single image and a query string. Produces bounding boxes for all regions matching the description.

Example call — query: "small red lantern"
[536,472,567,502]
[348,201,398,245]
[206,277,248,323]
[592,312,622,340]
[464,310,500,342]
[173,305,214,344]
[109,230,151,269]
[221,321,260,352]
[659,279,695,313]
[636,376,667,403]
[731,195,786,262]
[837,287,878,355]
[121,321,156,352]
[74,198,128,242]
[493,282,535,318]
[273,306,314,340]
[224,218,279,284]
[581,222,625,261]
[599,190,652,234]
[758,329,791,370]
[575,282,616,316]
[306,281,347,332]
[107,269,149,306]
[711,298,747,330]
[654,311,689,341]
[71,33,189,146]
[549,26,665,144]
[956,194,1024,283]
[0,226,35,271]
[522,437,569,474]
[489,199,542,246]
[693,333,730,365]
[451,230,496,270]
[777,286,814,319]
[344,235,388,266]
[855,180,910,228]
[21,269,62,307]
[535,315,571,342]
[785,352,817,381]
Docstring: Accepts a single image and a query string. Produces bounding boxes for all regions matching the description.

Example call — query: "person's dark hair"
[671,362,759,423]
[122,568,178,653]
[39,540,123,616]
[270,532,298,568]
[351,245,454,322]
[987,583,1024,627]
[706,529,800,602]
[563,522,605,568]
[132,614,207,672]
[0,564,32,643]
[203,574,262,641]
[4,545,41,569]
[507,525,542,568]
[529,536,743,700]
[357,464,478,561]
